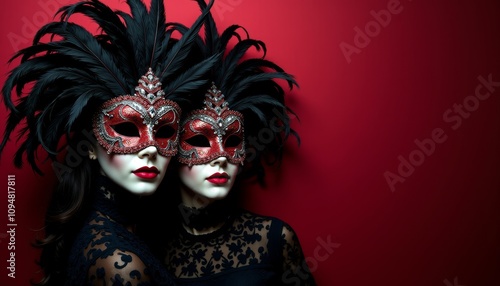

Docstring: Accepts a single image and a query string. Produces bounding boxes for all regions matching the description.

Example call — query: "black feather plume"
[188,0,300,183]
[1,0,218,173]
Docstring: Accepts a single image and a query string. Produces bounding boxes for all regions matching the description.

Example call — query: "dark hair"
[0,0,216,172]
[33,132,97,285]
[171,0,300,185]
[0,0,217,284]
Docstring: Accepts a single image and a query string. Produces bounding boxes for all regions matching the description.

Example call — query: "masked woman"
[162,2,317,285]
[0,0,216,284]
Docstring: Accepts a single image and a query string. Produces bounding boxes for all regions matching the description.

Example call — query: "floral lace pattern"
[164,209,316,285]
[66,181,175,286]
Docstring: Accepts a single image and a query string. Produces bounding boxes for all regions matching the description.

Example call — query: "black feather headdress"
[0,0,216,173]
[178,0,300,182]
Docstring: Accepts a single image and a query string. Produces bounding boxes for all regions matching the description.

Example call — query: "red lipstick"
[132,166,159,179]
[206,172,229,184]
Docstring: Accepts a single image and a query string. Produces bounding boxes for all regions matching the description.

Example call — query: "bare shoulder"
[280,221,300,242]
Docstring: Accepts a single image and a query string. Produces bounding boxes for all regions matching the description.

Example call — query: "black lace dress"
[65,176,175,286]
[164,205,316,286]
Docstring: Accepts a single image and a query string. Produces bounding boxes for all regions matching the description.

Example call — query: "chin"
[124,182,160,196]
[130,188,157,196]
[205,189,230,200]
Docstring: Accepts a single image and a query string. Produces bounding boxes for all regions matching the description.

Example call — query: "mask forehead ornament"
[179,83,245,166]
[93,68,181,156]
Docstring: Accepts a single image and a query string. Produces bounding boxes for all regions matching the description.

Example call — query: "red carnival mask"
[93,68,181,156]
[178,84,245,166]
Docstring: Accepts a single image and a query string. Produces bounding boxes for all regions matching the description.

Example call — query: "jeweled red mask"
[93,68,181,156]
[178,84,245,166]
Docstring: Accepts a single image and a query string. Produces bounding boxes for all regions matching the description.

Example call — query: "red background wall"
[1,0,499,285]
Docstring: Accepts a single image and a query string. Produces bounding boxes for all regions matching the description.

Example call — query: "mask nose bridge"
[146,122,155,142]
[215,135,226,154]
[121,105,156,150]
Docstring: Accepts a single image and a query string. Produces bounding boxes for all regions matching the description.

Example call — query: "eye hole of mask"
[185,134,210,147]
[225,135,242,148]
[156,125,176,139]
[111,122,140,137]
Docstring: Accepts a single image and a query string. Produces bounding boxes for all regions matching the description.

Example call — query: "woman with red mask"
[0,0,216,284]
[162,2,317,284]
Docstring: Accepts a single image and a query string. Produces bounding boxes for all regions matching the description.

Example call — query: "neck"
[178,186,235,235]
[95,175,141,232]
[182,219,225,235]
[180,186,215,209]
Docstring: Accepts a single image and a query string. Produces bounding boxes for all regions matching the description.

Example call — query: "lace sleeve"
[280,223,316,286]
[87,249,152,286]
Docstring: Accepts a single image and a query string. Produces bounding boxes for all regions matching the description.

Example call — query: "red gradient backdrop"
[1,0,500,285]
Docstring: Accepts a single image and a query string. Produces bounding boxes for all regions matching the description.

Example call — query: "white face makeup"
[179,156,239,207]
[95,144,171,196]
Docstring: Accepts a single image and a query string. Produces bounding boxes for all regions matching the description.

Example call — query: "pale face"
[95,145,171,196]
[179,156,239,208]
